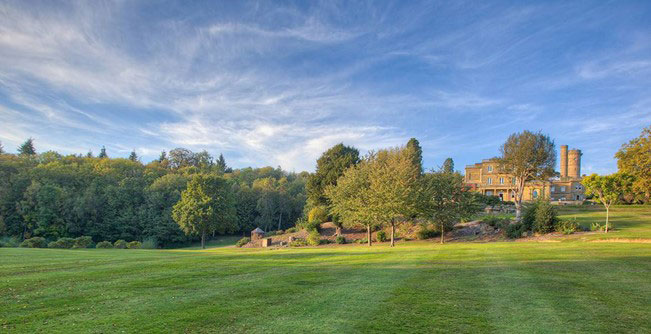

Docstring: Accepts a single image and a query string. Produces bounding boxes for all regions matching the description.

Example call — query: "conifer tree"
[406,138,423,174]
[217,153,227,172]
[443,158,454,173]
[0,141,4,154]
[128,150,138,162]
[18,138,36,156]
[98,146,108,158]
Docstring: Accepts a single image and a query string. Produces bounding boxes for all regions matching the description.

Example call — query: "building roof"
[251,227,265,234]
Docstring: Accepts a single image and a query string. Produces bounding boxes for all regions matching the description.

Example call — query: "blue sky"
[1,0,650,173]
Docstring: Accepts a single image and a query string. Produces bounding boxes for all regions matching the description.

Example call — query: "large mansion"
[465,145,585,202]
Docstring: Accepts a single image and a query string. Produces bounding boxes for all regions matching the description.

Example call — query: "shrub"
[307,230,321,246]
[506,223,526,239]
[96,241,113,249]
[285,227,298,234]
[73,236,93,249]
[416,226,440,240]
[20,237,47,248]
[141,237,158,249]
[556,219,579,235]
[521,202,538,231]
[305,206,327,231]
[534,201,558,233]
[481,216,510,229]
[114,239,128,249]
[376,230,387,242]
[355,238,368,244]
[335,236,346,244]
[590,222,602,232]
[236,237,250,248]
[290,239,308,247]
[0,242,4,248]
[48,237,75,249]
[127,241,142,249]
[0,236,20,247]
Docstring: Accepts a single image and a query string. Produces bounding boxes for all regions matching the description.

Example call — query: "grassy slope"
[1,207,650,333]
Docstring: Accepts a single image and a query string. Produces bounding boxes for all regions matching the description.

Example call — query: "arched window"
[533,190,539,198]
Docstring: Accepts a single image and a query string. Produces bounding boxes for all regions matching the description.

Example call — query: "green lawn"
[1,207,650,333]
[179,235,241,250]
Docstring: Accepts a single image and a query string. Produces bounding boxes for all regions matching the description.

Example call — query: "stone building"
[465,145,585,202]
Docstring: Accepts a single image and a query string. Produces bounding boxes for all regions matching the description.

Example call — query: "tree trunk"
[515,201,522,220]
[336,226,341,236]
[201,231,206,249]
[605,206,609,233]
[440,222,444,244]
[367,225,372,247]
[278,212,282,231]
[390,221,395,247]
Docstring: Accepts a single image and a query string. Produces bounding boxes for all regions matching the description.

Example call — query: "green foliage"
[285,227,298,234]
[307,143,360,208]
[582,173,634,232]
[73,236,93,249]
[18,138,36,156]
[236,237,250,247]
[376,230,387,242]
[308,206,327,225]
[289,238,308,247]
[0,237,20,247]
[616,125,651,202]
[556,219,579,235]
[534,201,558,234]
[481,216,510,229]
[505,222,526,239]
[442,157,454,173]
[114,240,127,249]
[473,193,502,206]
[406,138,424,174]
[48,237,75,249]
[127,241,142,249]
[521,201,538,231]
[416,226,440,240]
[335,236,346,244]
[20,237,47,248]
[95,241,113,249]
[307,230,321,246]
[141,238,158,249]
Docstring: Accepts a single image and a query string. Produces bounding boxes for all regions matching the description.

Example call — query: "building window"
[487,166,493,172]
[486,190,493,196]
[533,190,539,198]
[512,177,516,184]
[511,191,516,199]
[487,177,492,185]
[560,186,566,192]
[499,177,504,184]
[575,185,581,190]
[551,186,555,192]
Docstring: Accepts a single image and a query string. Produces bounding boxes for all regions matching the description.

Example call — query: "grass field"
[1,206,650,333]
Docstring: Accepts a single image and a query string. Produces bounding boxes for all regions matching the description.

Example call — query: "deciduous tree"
[615,125,651,203]
[307,143,360,208]
[582,173,634,232]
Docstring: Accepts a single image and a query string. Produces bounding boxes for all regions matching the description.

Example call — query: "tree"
[169,148,198,169]
[582,173,634,233]
[0,141,4,154]
[497,131,555,219]
[367,146,421,246]
[325,158,377,246]
[98,146,108,158]
[158,151,167,163]
[307,144,360,208]
[442,158,454,173]
[86,151,93,158]
[18,138,36,156]
[615,125,651,202]
[217,154,227,172]
[420,170,479,243]
[128,150,139,162]
[406,138,424,174]
[172,174,237,249]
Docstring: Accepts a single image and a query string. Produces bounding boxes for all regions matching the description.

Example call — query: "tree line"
[0,142,306,247]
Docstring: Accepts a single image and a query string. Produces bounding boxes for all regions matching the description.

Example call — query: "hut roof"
[251,227,265,234]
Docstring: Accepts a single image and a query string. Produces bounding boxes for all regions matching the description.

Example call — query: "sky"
[1,0,650,174]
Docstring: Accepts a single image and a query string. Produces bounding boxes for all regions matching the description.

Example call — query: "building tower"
[568,149,582,179]
[560,145,568,178]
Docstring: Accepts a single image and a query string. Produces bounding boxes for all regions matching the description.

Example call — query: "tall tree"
[217,153,228,172]
[86,150,93,158]
[325,157,377,246]
[406,138,424,174]
[128,150,139,162]
[158,150,167,163]
[367,146,421,246]
[582,173,634,233]
[18,138,36,156]
[172,174,237,249]
[98,146,108,158]
[615,125,651,203]
[420,170,479,243]
[497,131,556,219]
[0,141,4,154]
[307,143,359,208]
[442,158,454,173]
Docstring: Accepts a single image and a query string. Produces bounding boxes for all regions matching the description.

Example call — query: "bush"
[506,223,526,239]
[95,241,113,249]
[127,241,142,249]
[416,226,440,240]
[290,239,308,247]
[73,236,93,249]
[522,202,538,231]
[0,236,20,247]
[114,239,128,249]
[285,227,298,234]
[556,219,579,235]
[307,230,321,246]
[534,201,558,234]
[141,237,158,249]
[376,230,387,242]
[48,237,75,249]
[236,237,250,248]
[590,222,606,232]
[355,238,368,244]
[481,216,510,229]
[335,236,346,244]
[20,237,47,248]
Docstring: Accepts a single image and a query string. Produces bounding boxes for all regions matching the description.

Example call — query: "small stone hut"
[251,227,265,241]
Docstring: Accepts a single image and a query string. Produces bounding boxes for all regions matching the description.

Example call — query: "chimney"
[560,145,568,178]
[568,149,582,179]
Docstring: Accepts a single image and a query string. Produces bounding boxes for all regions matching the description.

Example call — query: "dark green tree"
[0,141,4,154]
[306,143,359,208]
[217,153,227,172]
[128,150,138,162]
[18,138,36,156]
[406,138,423,174]
[158,150,167,162]
[442,158,454,173]
[98,146,108,158]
